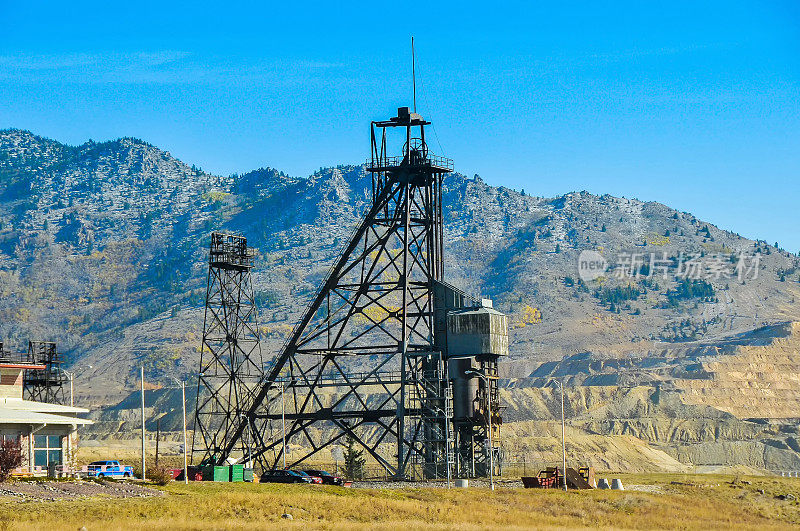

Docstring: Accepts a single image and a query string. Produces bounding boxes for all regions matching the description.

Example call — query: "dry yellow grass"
[0,473,798,530]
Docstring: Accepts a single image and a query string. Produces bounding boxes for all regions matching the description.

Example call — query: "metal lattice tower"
[216,107,453,478]
[24,341,67,405]
[192,232,266,464]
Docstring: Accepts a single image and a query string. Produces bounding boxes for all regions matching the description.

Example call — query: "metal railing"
[209,232,255,269]
[0,351,32,364]
[271,371,403,388]
[366,155,454,171]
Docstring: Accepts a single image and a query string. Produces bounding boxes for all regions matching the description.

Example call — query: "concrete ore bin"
[446,307,509,358]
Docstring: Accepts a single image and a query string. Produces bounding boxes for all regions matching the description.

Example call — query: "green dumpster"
[243,467,254,482]
[202,465,229,482]
[229,464,244,482]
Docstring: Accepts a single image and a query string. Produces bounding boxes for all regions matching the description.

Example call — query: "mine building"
[194,105,508,482]
[0,343,92,476]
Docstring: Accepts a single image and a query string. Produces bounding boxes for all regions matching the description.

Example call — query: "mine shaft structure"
[24,341,68,405]
[193,232,266,465]
[214,107,507,480]
[445,304,506,478]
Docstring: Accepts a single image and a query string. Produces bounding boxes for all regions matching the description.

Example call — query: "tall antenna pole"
[412,36,417,113]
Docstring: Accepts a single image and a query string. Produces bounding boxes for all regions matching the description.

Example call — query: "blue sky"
[1,1,798,251]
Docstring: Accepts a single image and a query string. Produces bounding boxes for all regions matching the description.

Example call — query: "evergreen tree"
[343,435,365,480]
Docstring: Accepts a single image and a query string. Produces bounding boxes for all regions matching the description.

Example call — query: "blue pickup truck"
[84,460,134,478]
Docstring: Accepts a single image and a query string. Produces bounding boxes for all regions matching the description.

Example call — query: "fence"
[308,459,548,481]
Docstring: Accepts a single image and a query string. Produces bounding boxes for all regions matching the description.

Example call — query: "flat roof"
[0,408,92,426]
[0,363,45,370]
[0,398,89,415]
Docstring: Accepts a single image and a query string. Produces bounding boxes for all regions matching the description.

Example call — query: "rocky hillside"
[1,128,799,405]
[500,382,800,473]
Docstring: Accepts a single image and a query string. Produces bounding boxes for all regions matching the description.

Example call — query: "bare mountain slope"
[0,129,798,409]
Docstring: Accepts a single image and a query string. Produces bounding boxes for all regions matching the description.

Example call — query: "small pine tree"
[342,436,365,480]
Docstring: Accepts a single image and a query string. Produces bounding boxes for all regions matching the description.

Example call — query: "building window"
[33,435,62,468]
[0,434,19,444]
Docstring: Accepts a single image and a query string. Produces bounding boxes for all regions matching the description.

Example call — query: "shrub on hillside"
[147,464,174,486]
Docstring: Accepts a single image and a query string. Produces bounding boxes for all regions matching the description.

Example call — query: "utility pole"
[171,376,189,484]
[63,370,74,407]
[141,366,146,482]
[156,419,161,466]
[561,379,566,491]
[280,381,287,469]
[62,365,91,409]
[181,379,188,484]
[557,378,567,492]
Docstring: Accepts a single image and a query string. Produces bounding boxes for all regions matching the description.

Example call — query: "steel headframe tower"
[24,341,67,405]
[216,106,454,479]
[193,232,266,464]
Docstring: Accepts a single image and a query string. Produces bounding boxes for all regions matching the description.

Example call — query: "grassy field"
[0,473,799,530]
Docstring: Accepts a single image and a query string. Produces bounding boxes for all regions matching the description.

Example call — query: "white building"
[0,358,92,475]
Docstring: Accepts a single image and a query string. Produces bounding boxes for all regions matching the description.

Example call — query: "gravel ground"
[351,478,523,489]
[625,484,664,494]
[352,479,664,492]
[0,479,164,502]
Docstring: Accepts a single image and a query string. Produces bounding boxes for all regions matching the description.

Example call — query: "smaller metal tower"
[24,341,68,405]
[193,232,265,465]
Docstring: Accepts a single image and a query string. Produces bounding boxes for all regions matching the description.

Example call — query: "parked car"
[294,470,323,484]
[260,469,313,484]
[84,460,134,478]
[303,469,344,486]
